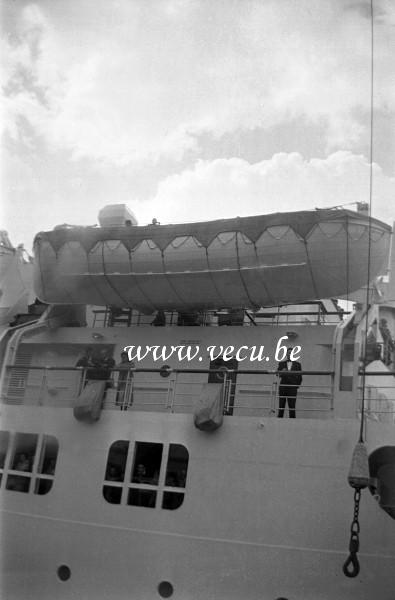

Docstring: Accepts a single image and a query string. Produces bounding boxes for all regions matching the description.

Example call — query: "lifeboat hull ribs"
[33,210,391,312]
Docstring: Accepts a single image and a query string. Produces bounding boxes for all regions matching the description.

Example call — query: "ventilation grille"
[5,347,33,404]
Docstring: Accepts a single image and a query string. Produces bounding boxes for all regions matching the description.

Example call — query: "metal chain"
[343,489,362,577]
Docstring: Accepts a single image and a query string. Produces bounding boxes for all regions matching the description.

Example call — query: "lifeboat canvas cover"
[73,380,105,423]
[33,209,392,312]
[194,383,224,431]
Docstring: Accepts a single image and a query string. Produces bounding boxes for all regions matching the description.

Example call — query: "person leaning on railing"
[76,347,115,390]
[92,349,115,389]
[75,346,94,382]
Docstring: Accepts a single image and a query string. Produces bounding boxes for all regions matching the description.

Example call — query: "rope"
[343,0,374,577]
[359,0,375,444]
[343,0,375,578]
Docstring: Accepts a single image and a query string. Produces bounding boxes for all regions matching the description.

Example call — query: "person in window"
[44,458,56,475]
[277,347,302,418]
[132,464,156,507]
[133,463,150,483]
[165,471,179,487]
[15,453,31,471]
[106,465,122,481]
[7,453,32,491]
[116,351,135,408]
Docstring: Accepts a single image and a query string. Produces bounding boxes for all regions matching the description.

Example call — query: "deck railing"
[357,381,395,422]
[3,363,394,420]
[91,307,348,328]
[1,365,337,417]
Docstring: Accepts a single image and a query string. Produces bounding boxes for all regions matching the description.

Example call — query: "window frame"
[0,430,59,495]
[103,440,188,510]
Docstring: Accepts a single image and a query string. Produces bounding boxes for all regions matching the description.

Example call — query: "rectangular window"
[103,440,188,510]
[1,431,58,495]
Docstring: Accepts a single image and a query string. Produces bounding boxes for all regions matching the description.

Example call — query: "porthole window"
[158,581,174,598]
[57,565,71,581]
[103,441,189,510]
[0,431,59,495]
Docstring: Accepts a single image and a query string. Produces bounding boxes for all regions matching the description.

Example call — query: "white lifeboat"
[33,207,391,313]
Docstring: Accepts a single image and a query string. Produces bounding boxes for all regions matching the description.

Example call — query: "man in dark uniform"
[95,348,115,387]
[277,347,302,418]
[75,347,94,385]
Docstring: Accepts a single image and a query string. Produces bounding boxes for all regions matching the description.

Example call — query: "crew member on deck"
[151,310,166,326]
[75,347,94,385]
[277,347,302,418]
[95,348,115,388]
[76,347,93,369]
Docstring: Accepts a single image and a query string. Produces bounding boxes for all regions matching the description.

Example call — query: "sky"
[1,0,395,251]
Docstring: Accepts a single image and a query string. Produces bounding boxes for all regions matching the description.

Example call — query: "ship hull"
[1,407,394,600]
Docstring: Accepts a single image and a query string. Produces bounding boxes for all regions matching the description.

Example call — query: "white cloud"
[141,152,395,226]
[2,149,393,251]
[2,1,394,164]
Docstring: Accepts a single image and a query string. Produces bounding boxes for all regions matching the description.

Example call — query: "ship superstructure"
[0,207,394,600]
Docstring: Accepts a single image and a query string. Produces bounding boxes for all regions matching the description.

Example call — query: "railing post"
[39,367,48,406]
[223,373,232,414]
[127,373,134,410]
[330,372,335,412]
[271,379,278,415]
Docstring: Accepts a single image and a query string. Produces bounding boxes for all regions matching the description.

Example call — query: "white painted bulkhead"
[1,404,394,600]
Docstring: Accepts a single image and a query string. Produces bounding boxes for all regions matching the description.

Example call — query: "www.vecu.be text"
[123,336,301,363]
